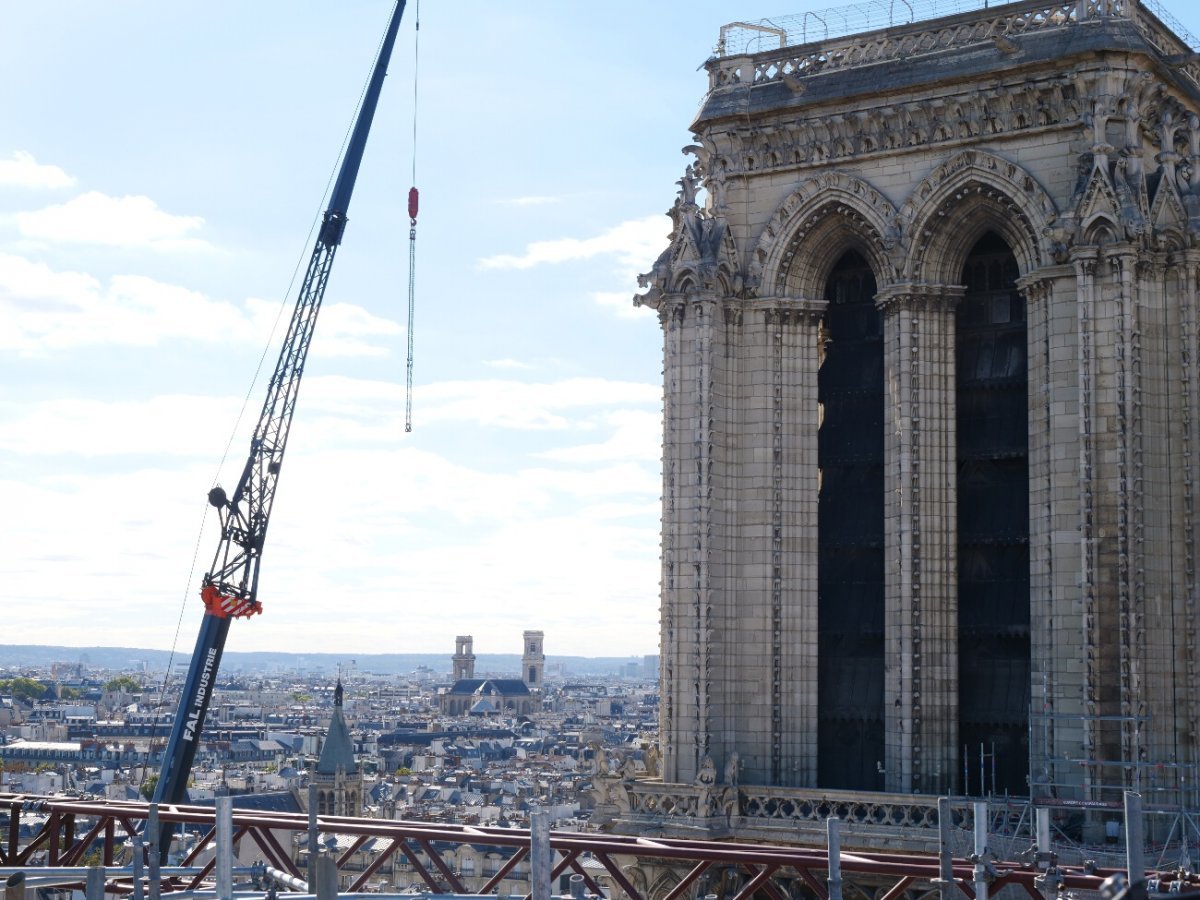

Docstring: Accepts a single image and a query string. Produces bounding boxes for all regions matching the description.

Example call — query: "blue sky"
[5,1,1200,661]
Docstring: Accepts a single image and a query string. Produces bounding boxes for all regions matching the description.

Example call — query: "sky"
[5,1,1200,663]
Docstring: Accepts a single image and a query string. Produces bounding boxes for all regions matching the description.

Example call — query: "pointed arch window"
[817,249,885,790]
[956,232,1030,796]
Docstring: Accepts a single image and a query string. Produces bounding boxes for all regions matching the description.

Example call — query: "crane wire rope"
[150,7,401,756]
[405,0,420,432]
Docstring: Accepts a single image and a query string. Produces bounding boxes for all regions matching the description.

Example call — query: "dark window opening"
[956,232,1030,796]
[818,249,885,790]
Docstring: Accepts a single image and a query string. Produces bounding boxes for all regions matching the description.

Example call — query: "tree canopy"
[0,677,49,703]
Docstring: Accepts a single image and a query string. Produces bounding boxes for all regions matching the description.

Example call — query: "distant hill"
[0,645,651,678]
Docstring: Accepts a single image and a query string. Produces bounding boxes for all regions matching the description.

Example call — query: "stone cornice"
[874,283,966,313]
[740,295,828,315]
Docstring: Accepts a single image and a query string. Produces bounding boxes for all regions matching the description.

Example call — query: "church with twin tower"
[636,0,1200,811]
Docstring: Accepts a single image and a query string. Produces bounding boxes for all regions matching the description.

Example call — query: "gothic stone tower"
[638,0,1200,804]
[522,630,545,690]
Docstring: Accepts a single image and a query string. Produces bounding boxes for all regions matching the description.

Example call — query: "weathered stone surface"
[635,0,1200,821]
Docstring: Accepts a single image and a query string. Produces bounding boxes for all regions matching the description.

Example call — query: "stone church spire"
[312,679,360,815]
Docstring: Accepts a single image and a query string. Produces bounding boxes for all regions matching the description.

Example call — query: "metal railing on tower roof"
[716,0,1200,56]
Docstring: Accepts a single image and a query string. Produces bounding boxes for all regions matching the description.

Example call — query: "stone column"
[1110,245,1144,789]
[877,283,963,795]
[1134,248,1197,803]
[1072,245,1102,798]
[1176,250,1200,807]
[654,291,720,785]
[1018,265,1083,800]
[735,296,826,787]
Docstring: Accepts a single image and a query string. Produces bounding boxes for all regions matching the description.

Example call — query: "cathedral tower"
[637,0,1200,808]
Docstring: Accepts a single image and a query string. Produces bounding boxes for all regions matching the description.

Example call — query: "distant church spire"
[313,677,360,816]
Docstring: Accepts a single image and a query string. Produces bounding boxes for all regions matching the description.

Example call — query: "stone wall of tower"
[522,630,545,690]
[453,635,476,681]
[638,0,1200,806]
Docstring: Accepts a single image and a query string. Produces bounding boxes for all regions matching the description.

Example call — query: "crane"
[151,0,409,811]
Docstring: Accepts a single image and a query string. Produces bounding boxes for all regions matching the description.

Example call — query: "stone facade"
[637,0,1200,808]
[453,635,476,681]
[522,630,545,691]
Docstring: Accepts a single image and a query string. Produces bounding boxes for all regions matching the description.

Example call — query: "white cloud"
[537,409,662,463]
[0,375,660,461]
[477,215,668,272]
[0,151,76,189]
[0,385,664,654]
[0,255,246,355]
[0,394,242,458]
[412,377,660,430]
[315,301,404,357]
[0,254,400,358]
[16,191,210,250]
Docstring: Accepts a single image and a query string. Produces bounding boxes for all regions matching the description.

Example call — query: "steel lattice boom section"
[151,1,408,814]
[0,794,1181,899]
[203,238,338,612]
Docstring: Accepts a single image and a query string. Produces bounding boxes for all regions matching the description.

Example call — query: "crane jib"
[325,0,409,241]
[150,0,410,825]
[182,647,218,742]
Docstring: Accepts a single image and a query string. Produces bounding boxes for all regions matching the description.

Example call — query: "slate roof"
[316,681,358,775]
[446,679,530,698]
[195,791,303,814]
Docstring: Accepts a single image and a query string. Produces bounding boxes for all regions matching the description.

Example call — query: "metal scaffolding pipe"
[314,854,338,900]
[530,809,551,900]
[1124,791,1144,885]
[131,826,145,900]
[267,867,311,893]
[0,868,260,881]
[4,872,24,900]
[937,797,955,900]
[308,784,320,892]
[86,866,106,900]
[828,817,843,900]
[217,796,234,900]
[973,801,989,900]
[148,803,162,900]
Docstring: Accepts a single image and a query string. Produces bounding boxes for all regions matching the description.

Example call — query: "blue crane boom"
[152,0,408,811]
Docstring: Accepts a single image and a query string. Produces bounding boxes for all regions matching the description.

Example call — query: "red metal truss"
[1,793,1191,898]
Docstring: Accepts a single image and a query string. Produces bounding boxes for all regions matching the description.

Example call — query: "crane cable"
[405,0,420,433]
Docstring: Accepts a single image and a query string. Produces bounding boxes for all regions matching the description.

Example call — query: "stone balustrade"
[621,781,1014,853]
[709,0,1156,92]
